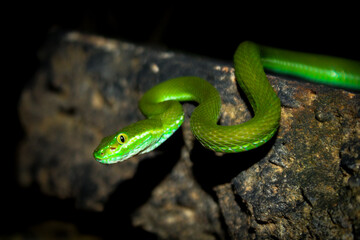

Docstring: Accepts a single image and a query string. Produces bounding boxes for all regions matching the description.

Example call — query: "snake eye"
[117,133,128,145]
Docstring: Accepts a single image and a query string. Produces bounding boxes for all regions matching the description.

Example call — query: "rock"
[18,31,360,239]
[231,82,360,239]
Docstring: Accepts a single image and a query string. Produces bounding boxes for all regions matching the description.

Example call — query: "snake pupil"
[120,135,125,143]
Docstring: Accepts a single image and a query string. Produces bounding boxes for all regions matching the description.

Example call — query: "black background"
[3,3,359,238]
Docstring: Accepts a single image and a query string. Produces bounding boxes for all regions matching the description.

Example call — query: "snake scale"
[93,41,360,164]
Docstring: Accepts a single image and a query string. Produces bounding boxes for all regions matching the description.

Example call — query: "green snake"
[93,41,360,164]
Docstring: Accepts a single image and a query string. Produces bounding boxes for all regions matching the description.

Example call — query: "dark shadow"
[191,131,278,199]
[100,128,184,239]
[0,181,106,238]
[235,78,255,117]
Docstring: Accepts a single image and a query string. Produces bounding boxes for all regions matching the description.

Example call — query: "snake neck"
[140,101,185,153]
[138,76,222,152]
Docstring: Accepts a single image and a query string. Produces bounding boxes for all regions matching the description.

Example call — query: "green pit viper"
[93,41,360,164]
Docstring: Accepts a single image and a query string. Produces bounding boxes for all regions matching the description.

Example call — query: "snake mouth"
[95,151,135,164]
[96,156,124,164]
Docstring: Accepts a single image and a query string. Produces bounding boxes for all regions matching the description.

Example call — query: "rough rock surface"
[18,32,360,239]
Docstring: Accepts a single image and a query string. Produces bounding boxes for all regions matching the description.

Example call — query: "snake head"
[93,120,156,164]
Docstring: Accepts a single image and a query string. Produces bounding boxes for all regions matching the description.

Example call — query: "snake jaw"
[95,155,128,164]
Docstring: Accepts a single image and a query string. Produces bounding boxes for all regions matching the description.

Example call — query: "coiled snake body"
[93,41,360,164]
